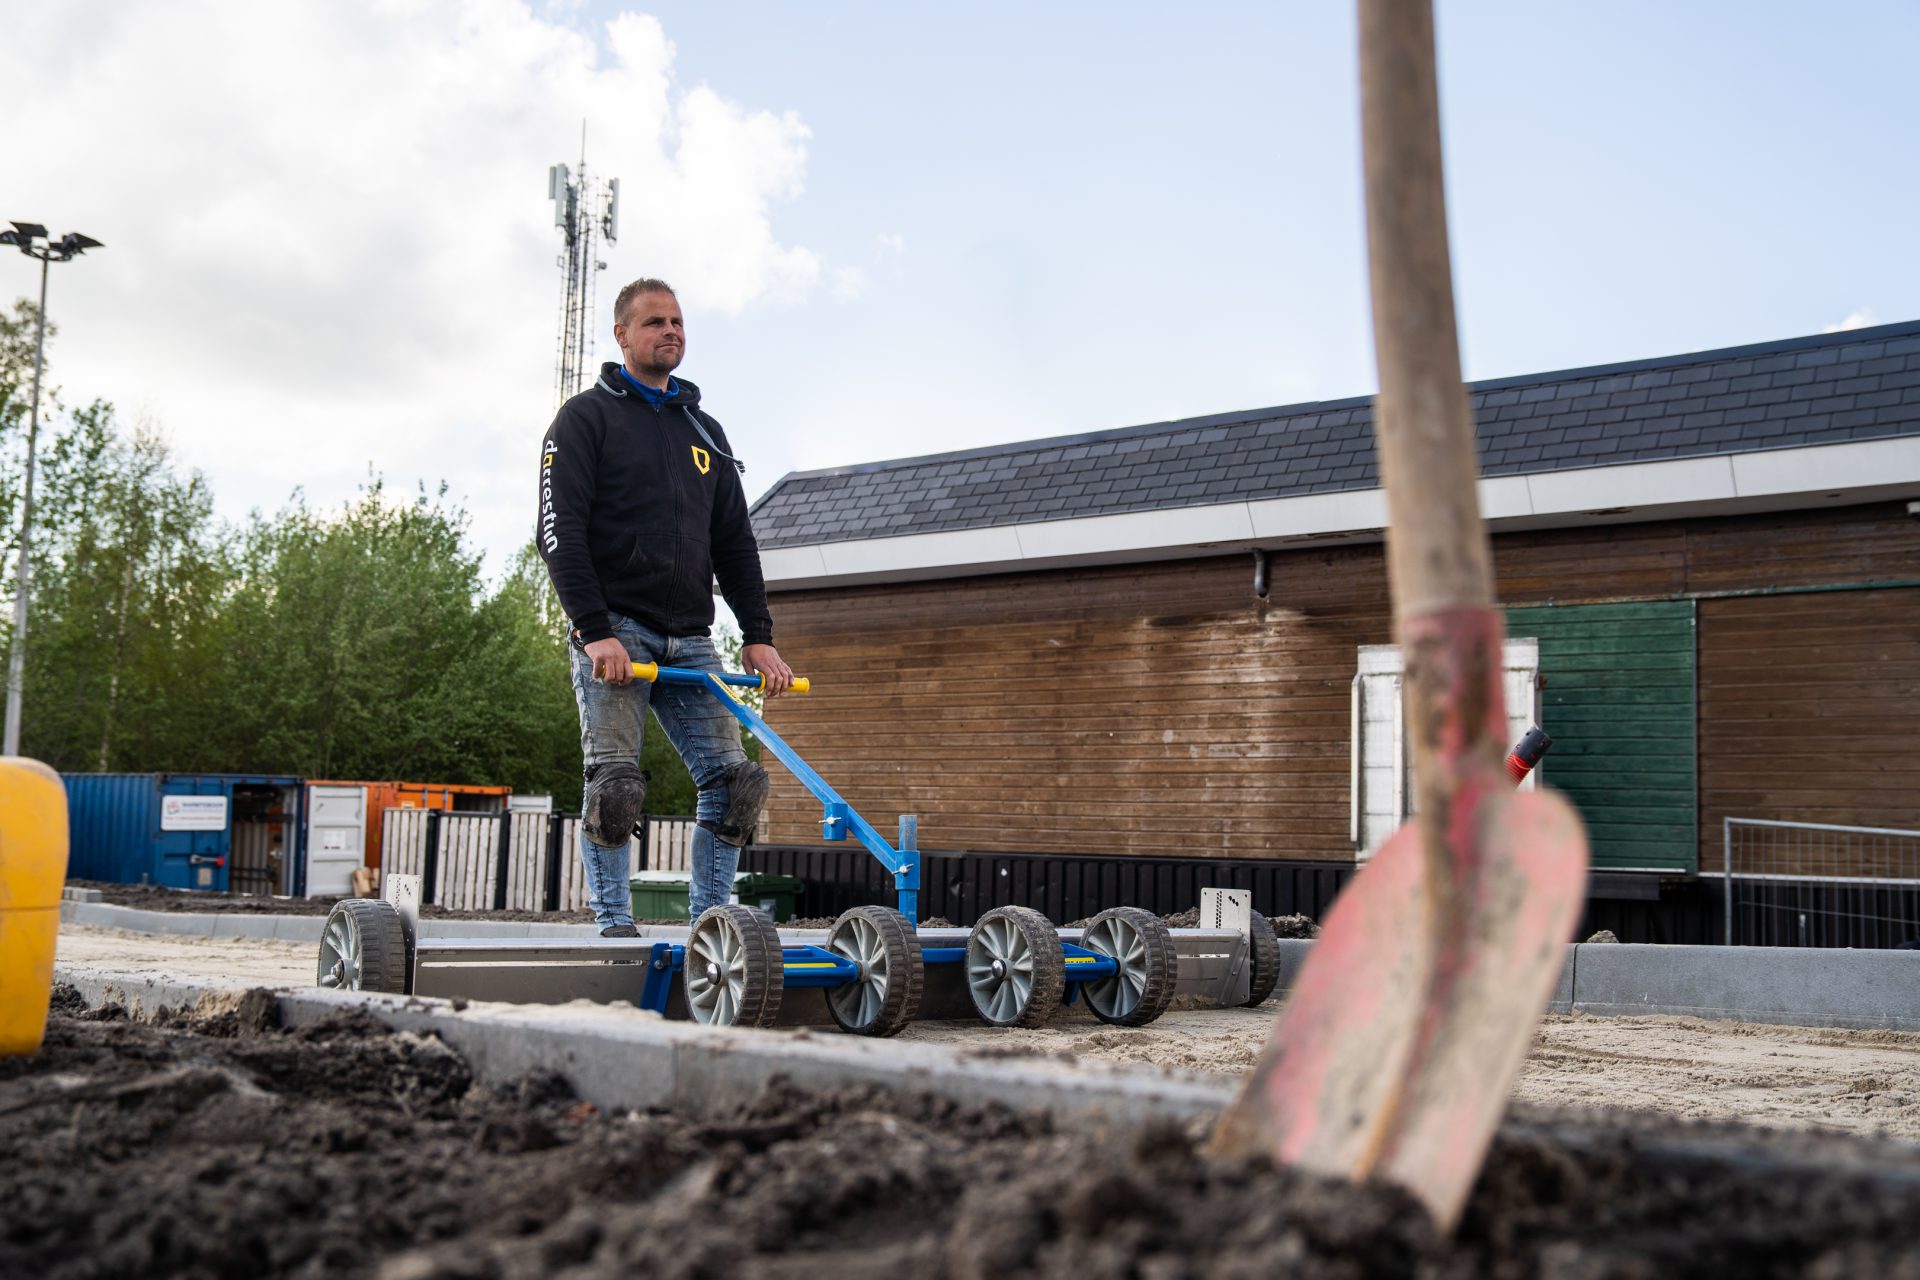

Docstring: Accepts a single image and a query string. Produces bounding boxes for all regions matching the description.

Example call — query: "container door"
[229,784,294,896]
[307,785,368,897]
[157,777,231,891]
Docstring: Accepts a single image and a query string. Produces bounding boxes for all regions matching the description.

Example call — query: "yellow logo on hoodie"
[691,445,711,475]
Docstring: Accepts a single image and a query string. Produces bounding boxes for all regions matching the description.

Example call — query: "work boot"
[600,923,639,938]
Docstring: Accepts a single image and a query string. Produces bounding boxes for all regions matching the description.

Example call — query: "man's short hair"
[615,277,677,327]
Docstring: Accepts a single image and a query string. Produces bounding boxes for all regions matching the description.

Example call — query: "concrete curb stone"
[1272,939,1579,1015]
[53,967,1233,1132]
[1569,943,1920,1032]
[60,900,602,944]
[269,917,325,943]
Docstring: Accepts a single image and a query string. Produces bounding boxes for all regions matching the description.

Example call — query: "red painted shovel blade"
[1209,786,1587,1231]
[1375,785,1588,1227]
[1208,815,1430,1175]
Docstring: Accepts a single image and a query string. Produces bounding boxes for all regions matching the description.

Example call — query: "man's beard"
[641,346,683,378]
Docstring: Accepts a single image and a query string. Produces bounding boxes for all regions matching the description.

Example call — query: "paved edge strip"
[52,967,1234,1132]
[60,901,601,944]
[62,904,1920,1032]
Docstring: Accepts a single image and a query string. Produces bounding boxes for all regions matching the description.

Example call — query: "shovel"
[1207,0,1589,1232]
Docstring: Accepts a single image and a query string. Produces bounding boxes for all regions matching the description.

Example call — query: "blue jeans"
[571,616,751,928]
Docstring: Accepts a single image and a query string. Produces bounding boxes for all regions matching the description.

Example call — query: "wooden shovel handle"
[1360,0,1492,619]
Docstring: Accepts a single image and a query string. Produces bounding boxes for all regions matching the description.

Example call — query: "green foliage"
[714,622,762,763]
[17,404,227,771]
[0,297,55,443]
[0,294,735,815]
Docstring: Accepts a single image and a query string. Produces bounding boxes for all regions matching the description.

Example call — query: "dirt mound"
[1139,907,1319,937]
[782,914,958,930]
[1267,912,1319,938]
[6,985,1920,1278]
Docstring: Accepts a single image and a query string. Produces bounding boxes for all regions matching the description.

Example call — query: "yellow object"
[627,661,810,695]
[0,757,70,1056]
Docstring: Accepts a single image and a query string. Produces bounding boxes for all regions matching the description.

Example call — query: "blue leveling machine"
[318,665,1288,1036]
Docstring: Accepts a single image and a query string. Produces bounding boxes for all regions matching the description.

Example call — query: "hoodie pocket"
[622,535,672,577]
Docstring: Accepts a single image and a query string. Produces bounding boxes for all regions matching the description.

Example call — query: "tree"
[476,542,595,809]
[17,404,228,771]
[211,481,531,782]
[0,299,52,446]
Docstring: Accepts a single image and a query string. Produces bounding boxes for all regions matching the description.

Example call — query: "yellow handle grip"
[627,662,809,694]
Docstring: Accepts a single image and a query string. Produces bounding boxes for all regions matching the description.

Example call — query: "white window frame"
[1351,638,1541,860]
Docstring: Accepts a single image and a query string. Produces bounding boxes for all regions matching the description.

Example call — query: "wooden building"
[743,322,1920,937]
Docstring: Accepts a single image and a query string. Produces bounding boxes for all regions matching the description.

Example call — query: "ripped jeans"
[570,615,752,928]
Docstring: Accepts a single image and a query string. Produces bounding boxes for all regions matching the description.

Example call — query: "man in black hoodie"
[537,277,794,936]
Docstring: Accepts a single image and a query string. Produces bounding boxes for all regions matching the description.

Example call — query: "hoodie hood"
[594,361,702,407]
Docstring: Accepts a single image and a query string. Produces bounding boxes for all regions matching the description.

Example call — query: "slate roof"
[750,320,1920,550]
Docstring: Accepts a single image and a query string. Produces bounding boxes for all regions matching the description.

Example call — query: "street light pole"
[4,252,51,757]
[1,222,103,757]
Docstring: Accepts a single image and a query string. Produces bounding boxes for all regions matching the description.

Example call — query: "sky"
[5,1,1918,586]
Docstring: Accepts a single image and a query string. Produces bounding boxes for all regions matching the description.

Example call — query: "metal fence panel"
[1723,818,1920,948]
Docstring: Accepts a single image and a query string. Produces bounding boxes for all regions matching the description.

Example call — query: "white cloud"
[1824,308,1881,333]
[830,267,869,300]
[0,1,822,572]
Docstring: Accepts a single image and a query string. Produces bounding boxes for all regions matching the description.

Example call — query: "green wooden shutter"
[1506,601,1697,872]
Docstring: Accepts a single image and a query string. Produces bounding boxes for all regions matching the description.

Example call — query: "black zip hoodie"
[536,362,773,647]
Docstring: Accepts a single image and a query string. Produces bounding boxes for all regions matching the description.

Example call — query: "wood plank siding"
[761,545,1394,859]
[759,501,1920,862]
[1698,585,1920,874]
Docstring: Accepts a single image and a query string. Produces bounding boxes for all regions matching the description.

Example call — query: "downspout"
[1252,548,1270,599]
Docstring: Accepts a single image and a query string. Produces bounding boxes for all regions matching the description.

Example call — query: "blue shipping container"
[62,773,306,894]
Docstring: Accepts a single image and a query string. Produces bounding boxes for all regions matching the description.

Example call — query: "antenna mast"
[548,125,620,405]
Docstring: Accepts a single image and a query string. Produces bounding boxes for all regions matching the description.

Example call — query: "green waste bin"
[629,870,803,923]
[733,872,803,923]
[629,870,693,921]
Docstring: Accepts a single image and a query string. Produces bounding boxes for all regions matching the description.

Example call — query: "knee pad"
[582,762,646,845]
[701,761,769,847]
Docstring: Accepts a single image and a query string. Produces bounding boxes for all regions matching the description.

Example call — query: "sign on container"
[160,795,229,832]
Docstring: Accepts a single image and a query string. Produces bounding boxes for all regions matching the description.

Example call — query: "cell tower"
[549,130,620,406]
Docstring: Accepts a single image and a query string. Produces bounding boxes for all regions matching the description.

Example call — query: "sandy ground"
[57,924,320,986]
[56,923,1920,1141]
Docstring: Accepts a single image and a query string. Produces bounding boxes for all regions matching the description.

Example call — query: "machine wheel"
[685,904,784,1028]
[1242,909,1282,1007]
[966,906,1064,1028]
[317,899,410,994]
[824,906,923,1037]
[1078,906,1177,1026]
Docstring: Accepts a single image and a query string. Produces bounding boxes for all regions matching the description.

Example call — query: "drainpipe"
[1252,548,1270,599]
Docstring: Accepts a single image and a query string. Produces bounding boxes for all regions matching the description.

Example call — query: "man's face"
[616,291,685,377]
